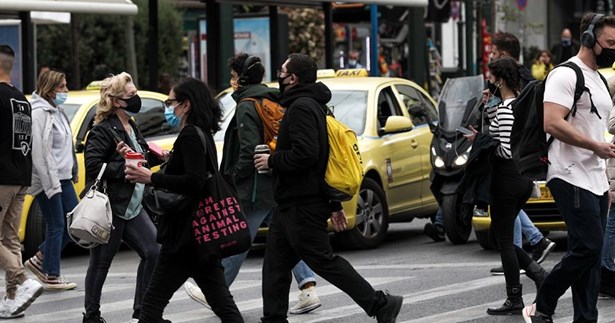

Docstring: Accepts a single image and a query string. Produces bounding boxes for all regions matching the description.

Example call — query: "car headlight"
[434,156,445,168]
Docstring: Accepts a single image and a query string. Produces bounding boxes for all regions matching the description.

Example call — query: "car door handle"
[410,140,418,148]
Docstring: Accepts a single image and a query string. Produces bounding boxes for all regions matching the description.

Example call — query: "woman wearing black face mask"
[82,72,163,323]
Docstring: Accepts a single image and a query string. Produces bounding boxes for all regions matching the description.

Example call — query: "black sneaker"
[424,223,445,242]
[531,238,556,264]
[375,292,403,323]
[490,266,525,275]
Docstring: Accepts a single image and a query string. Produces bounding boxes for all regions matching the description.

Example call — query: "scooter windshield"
[437,75,484,132]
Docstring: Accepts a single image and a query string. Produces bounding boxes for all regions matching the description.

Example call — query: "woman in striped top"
[472,57,549,316]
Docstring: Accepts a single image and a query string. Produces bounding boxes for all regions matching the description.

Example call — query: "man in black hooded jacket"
[254,53,402,323]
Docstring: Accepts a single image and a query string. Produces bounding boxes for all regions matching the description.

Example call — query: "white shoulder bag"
[66,163,114,248]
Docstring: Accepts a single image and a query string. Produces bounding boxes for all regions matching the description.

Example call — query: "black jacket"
[456,133,499,205]
[84,114,158,217]
[150,125,213,251]
[268,82,332,208]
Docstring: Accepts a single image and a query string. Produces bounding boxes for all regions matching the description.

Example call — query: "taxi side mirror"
[379,116,414,136]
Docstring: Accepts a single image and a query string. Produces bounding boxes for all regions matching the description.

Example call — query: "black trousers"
[536,178,607,322]
[261,203,384,323]
[139,243,243,323]
[490,158,533,287]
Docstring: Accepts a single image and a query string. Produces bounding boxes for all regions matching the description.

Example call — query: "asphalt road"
[6,219,615,323]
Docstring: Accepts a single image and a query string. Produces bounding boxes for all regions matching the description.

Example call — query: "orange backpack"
[240,98,285,152]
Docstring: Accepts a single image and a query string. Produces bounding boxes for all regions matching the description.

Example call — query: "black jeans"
[490,158,533,287]
[84,209,159,318]
[536,178,607,322]
[139,242,243,323]
[261,203,384,323]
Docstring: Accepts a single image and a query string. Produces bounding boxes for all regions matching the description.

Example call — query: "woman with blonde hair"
[83,72,163,323]
[26,70,78,290]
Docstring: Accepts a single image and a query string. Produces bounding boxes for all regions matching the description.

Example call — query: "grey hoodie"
[27,92,78,198]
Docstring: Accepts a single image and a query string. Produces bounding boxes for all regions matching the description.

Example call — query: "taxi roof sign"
[317,69,337,78]
[336,69,368,77]
[86,81,103,91]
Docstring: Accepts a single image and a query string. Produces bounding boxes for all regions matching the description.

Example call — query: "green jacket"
[220,84,279,211]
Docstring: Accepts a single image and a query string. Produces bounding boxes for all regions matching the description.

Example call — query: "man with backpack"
[182,53,322,315]
[254,53,402,323]
[523,13,615,323]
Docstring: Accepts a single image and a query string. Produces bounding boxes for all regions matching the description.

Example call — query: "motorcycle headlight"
[453,153,468,167]
[434,156,445,168]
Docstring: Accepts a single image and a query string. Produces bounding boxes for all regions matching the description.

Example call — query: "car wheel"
[441,194,472,244]
[336,178,389,249]
[23,200,45,261]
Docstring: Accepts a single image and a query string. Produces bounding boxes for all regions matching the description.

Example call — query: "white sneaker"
[43,275,77,290]
[12,279,44,314]
[289,286,321,314]
[183,281,211,309]
[0,297,25,319]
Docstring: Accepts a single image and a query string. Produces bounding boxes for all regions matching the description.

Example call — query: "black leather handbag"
[142,159,191,223]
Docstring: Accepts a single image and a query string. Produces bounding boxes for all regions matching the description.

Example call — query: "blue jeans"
[36,180,78,276]
[513,209,544,248]
[222,207,316,288]
[603,204,615,271]
[434,208,443,226]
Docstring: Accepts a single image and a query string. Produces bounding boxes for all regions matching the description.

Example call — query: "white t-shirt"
[543,56,611,196]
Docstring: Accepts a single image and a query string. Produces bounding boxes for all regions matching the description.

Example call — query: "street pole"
[147,0,158,91]
[465,0,474,76]
[323,2,333,69]
[370,4,379,76]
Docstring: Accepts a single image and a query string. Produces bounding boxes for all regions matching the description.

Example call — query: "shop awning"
[0,0,138,16]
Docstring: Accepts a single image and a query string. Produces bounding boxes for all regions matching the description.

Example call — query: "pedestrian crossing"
[3,256,615,322]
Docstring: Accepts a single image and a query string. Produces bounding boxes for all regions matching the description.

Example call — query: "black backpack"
[510,61,607,180]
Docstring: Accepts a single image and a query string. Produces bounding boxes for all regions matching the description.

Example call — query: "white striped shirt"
[488,98,515,159]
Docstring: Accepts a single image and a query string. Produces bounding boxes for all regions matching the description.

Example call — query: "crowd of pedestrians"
[1,10,615,323]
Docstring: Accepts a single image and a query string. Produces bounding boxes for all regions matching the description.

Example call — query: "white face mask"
[349,59,357,66]
[53,92,68,106]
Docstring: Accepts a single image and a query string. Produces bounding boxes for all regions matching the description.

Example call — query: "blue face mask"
[53,92,68,106]
[165,106,180,128]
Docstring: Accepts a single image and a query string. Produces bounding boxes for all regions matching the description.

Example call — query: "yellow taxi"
[216,69,439,249]
[21,83,174,258]
[472,64,615,250]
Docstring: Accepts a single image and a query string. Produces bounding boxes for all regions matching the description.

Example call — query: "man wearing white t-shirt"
[523,13,615,323]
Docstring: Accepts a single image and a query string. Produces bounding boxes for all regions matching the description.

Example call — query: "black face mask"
[487,82,501,99]
[596,43,615,68]
[117,95,142,114]
[278,74,292,93]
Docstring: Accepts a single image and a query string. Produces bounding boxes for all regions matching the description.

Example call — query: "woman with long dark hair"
[125,78,243,322]
[467,57,549,315]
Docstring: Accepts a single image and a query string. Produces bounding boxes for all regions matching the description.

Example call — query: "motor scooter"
[428,75,484,244]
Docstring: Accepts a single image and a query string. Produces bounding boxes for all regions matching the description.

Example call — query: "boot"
[487,285,524,315]
[525,261,549,292]
[599,267,615,298]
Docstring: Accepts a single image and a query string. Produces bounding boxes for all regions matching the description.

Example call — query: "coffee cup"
[254,144,270,174]
[125,151,145,168]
